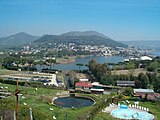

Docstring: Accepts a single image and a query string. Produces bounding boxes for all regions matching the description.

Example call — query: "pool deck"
[102,104,155,120]
[102,104,119,113]
[102,104,149,114]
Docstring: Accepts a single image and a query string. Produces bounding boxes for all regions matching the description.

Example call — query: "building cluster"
[133,89,160,101]
[75,79,105,94]
[0,41,153,59]
[116,80,160,101]
[2,72,62,87]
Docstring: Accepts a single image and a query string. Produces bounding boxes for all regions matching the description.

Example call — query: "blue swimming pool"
[120,104,128,109]
[111,109,154,120]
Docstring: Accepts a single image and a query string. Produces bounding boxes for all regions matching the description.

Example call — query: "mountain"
[34,31,127,48]
[61,31,110,39]
[0,32,40,46]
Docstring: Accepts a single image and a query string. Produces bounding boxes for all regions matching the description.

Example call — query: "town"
[0,42,160,119]
[0,0,160,119]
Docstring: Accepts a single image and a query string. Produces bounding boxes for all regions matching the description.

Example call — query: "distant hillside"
[0,32,40,46]
[121,40,160,49]
[34,31,127,48]
[61,31,110,39]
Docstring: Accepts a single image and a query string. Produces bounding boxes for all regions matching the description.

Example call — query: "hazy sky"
[0,0,160,41]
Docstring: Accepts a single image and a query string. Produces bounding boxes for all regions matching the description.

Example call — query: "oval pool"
[53,96,95,108]
[111,109,154,120]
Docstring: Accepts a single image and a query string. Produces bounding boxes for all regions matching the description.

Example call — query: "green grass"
[0,83,159,120]
[139,101,160,120]
[0,83,110,119]
[125,99,160,119]
[0,68,20,75]
[93,112,118,120]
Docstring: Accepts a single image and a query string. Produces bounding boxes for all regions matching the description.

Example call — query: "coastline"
[56,55,90,64]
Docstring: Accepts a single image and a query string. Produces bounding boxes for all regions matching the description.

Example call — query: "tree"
[135,80,141,88]
[88,59,111,82]
[146,72,157,85]
[76,63,84,71]
[123,87,133,96]
[88,59,97,72]
[14,61,20,67]
[27,59,34,71]
[84,64,89,70]
[153,76,160,93]
[45,59,56,70]
[68,71,78,87]
[36,60,46,70]
[127,61,135,75]
[100,75,115,85]
[147,61,160,72]
[138,73,149,89]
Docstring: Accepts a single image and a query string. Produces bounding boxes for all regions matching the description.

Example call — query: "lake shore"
[56,55,90,64]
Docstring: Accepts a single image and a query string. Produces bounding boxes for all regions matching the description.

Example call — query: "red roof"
[75,82,92,87]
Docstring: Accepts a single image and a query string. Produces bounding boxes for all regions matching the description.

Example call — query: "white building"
[140,56,152,61]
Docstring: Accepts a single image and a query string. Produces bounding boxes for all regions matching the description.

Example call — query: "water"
[149,51,160,56]
[111,108,154,120]
[121,40,160,49]
[120,105,128,109]
[53,96,94,108]
[53,56,124,70]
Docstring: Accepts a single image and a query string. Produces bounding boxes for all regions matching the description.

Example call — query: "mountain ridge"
[34,31,127,48]
[0,31,127,48]
[61,31,110,39]
[0,32,40,46]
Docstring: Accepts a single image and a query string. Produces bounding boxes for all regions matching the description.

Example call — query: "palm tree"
[45,59,56,70]
[76,63,84,71]
[36,60,46,71]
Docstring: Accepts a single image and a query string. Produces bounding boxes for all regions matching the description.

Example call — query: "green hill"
[0,32,40,46]
[34,31,127,48]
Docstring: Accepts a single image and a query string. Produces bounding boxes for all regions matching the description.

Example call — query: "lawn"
[0,68,20,75]
[0,83,159,120]
[93,112,118,120]
[139,101,160,120]
[0,83,110,120]
[124,99,160,120]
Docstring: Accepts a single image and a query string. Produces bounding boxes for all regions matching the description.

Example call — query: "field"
[111,68,147,76]
[0,68,20,75]
[139,101,160,120]
[0,83,160,120]
[0,83,110,120]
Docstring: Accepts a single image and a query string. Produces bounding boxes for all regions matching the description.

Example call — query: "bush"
[118,94,124,99]
[123,87,133,96]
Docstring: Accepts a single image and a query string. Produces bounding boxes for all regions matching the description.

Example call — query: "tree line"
[1,56,56,71]
[88,59,160,93]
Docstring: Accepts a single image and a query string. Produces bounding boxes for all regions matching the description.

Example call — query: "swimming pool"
[111,109,154,120]
[120,104,128,109]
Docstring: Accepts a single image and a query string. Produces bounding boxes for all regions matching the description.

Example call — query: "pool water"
[120,104,128,109]
[111,109,154,120]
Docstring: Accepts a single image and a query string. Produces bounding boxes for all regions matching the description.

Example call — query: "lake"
[149,51,160,56]
[53,56,124,70]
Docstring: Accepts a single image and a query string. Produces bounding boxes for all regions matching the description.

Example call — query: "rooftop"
[117,81,135,86]
[117,81,135,84]
[92,82,104,87]
[75,82,92,87]
[140,56,152,61]
[134,89,154,93]
[90,88,104,92]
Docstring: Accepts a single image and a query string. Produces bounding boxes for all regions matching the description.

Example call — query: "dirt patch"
[112,68,147,76]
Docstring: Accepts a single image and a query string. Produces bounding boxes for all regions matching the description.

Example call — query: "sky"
[0,0,160,41]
